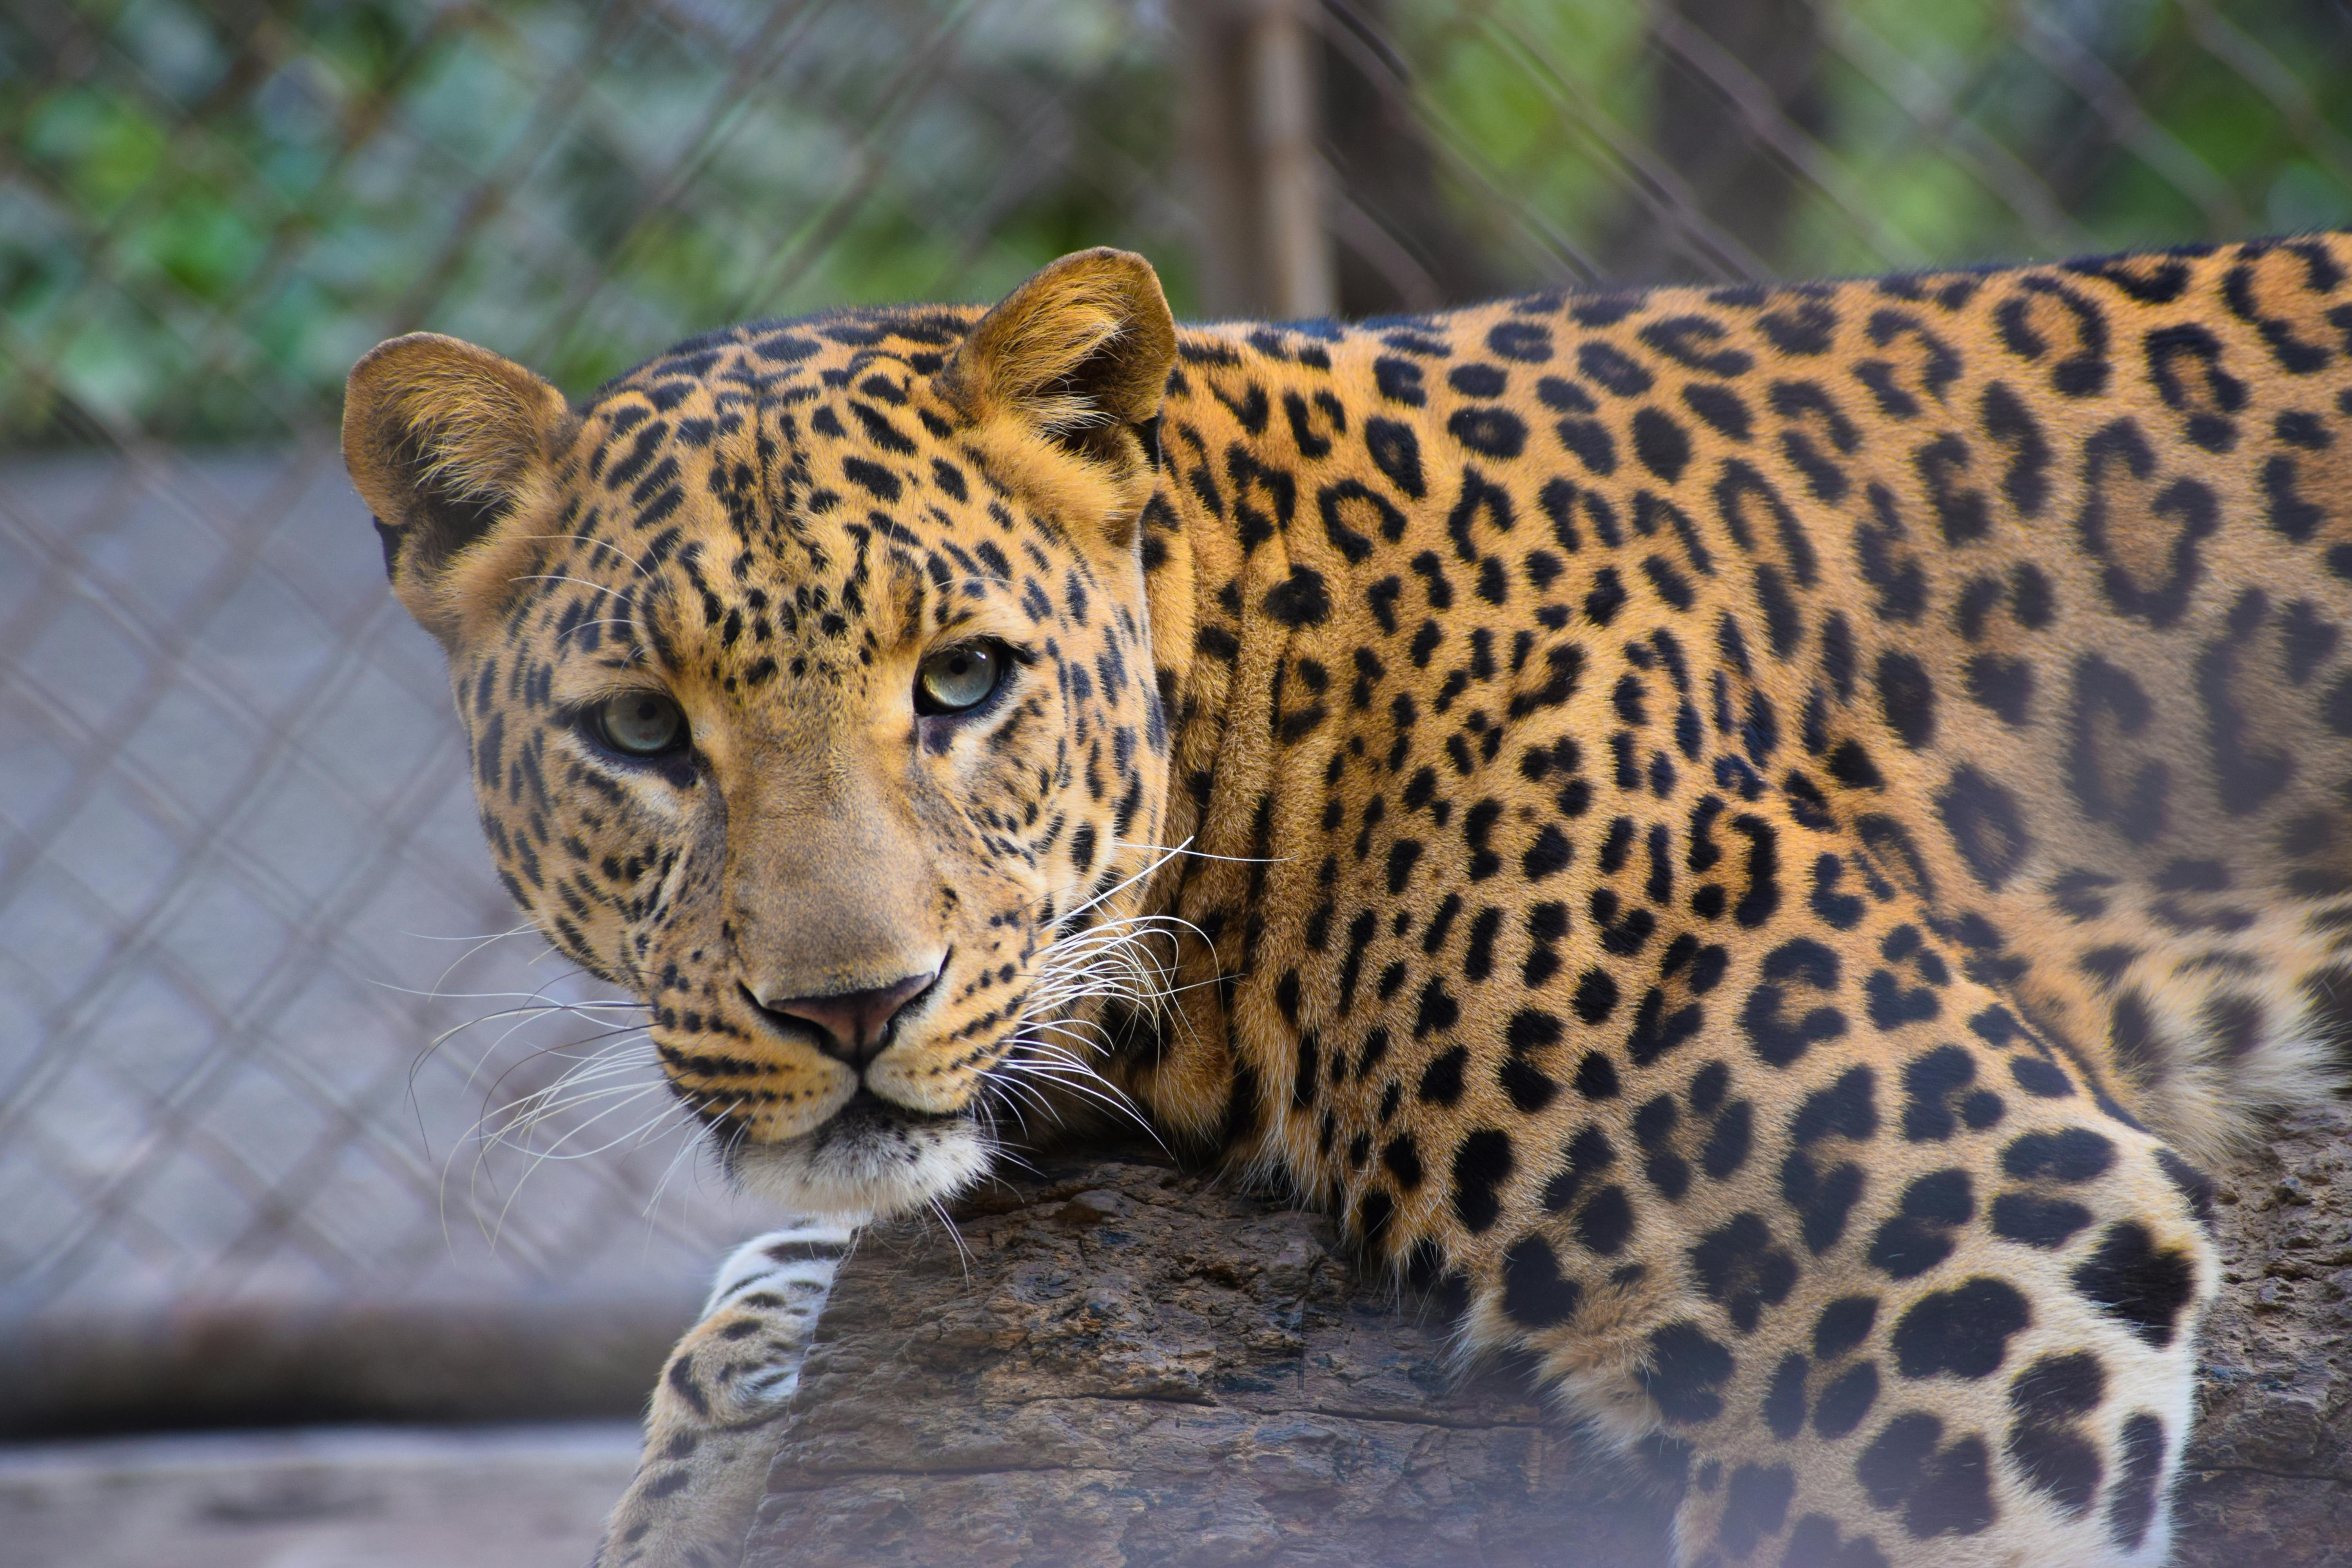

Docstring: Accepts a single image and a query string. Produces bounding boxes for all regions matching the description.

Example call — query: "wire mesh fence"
[5,0,2351,1427]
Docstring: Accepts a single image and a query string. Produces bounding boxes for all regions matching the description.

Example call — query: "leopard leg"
[593,1217,858,1568]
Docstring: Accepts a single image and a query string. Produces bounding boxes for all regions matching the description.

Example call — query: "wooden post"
[1176,0,1339,319]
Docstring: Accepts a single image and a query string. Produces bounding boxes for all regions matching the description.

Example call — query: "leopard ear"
[941,248,1176,466]
[342,332,577,645]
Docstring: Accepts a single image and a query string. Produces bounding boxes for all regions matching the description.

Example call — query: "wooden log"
[745,1107,2352,1568]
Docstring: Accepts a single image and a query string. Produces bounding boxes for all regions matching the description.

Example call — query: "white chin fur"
[726,1113,993,1218]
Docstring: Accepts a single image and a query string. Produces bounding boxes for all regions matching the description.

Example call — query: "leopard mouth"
[716,1083,993,1218]
[815,1086,968,1140]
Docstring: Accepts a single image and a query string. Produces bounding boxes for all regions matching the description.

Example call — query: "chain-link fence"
[5,0,2351,1432]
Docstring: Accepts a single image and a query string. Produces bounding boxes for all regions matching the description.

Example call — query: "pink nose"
[757,970,938,1069]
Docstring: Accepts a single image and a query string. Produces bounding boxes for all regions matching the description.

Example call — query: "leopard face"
[345,252,1178,1216]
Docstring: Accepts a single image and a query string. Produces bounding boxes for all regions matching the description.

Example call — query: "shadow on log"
[748,1107,2352,1568]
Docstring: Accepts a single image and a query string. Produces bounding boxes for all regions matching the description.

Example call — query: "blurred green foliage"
[1399,0,2352,278]
[2,0,1186,444]
[5,0,2351,446]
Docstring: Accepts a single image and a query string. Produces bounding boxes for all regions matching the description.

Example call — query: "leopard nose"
[751,967,940,1070]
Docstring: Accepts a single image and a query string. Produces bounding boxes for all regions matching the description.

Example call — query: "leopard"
[342,234,2352,1567]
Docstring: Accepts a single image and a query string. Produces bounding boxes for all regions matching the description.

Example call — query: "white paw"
[702,1217,860,1317]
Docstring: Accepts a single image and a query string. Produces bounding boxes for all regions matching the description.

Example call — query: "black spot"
[1543,1125,1614,1212]
[1488,321,1554,363]
[1778,1515,1889,1568]
[1689,1211,1799,1333]
[1365,417,1426,499]
[1387,837,1423,895]
[1812,1360,1882,1440]
[1791,1066,1878,1145]
[1450,405,1529,458]
[1764,1354,1810,1439]
[2001,1127,2116,1182]
[1418,1046,1468,1105]
[1578,1184,1634,1255]
[1702,1100,1755,1180]
[1990,1192,2094,1249]
[1643,314,1755,377]
[1980,379,2051,517]
[1684,382,1752,441]
[1449,362,1506,398]
[1866,1168,1973,1279]
[2005,1351,2106,1517]
[1573,967,1620,1024]
[2066,653,2170,842]
[2105,1412,2167,1552]
[1741,938,1848,1069]
[1828,740,1885,790]
[1523,824,1574,879]
[1574,1051,1621,1100]
[1865,968,1940,1031]
[1760,301,1838,355]
[1876,652,1936,749]
[1719,1463,1797,1559]
[1451,1129,1515,1233]
[1374,356,1427,406]
[1632,407,1692,482]
[1900,1046,1976,1142]
[1579,341,1653,396]
[2154,1148,2217,1229]
[1814,1294,1880,1358]
[1501,1233,1582,1327]
[1638,1321,1735,1423]
[1857,1413,1996,1540]
[1382,1134,1424,1191]
[1783,1151,1867,1255]
[1903,1432,1995,1540]
[1892,1277,2031,1380]
[1915,431,1988,543]
[1938,767,2033,891]
[1626,986,1704,1068]
[1262,564,1331,627]
[1499,1055,1559,1114]
[2009,1055,2075,1098]
[1857,1411,1941,1509]
[2071,1222,2198,1347]
[1964,654,2035,728]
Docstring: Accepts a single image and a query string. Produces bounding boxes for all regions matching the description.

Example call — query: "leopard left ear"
[343,332,577,646]
[940,248,1176,471]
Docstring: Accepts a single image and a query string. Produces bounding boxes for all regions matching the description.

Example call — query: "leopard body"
[345,235,2352,1566]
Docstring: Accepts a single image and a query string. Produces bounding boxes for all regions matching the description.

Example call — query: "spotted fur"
[596,1221,851,1567]
[346,236,2352,1565]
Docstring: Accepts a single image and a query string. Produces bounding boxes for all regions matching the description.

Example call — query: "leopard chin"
[720,1091,995,1218]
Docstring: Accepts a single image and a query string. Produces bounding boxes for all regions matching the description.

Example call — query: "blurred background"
[3,0,2351,1557]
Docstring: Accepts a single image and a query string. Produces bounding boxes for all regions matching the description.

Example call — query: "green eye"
[594,692,688,756]
[916,642,1007,715]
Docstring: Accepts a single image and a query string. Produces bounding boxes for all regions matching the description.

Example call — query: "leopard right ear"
[939,248,1176,467]
[342,332,577,646]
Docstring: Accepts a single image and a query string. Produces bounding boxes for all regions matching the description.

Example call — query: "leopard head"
[344,250,1180,1216]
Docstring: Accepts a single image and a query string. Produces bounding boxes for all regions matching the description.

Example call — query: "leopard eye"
[915,641,1007,715]
[594,691,688,756]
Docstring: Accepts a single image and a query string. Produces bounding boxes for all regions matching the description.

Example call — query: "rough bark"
[747,1107,2352,1568]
